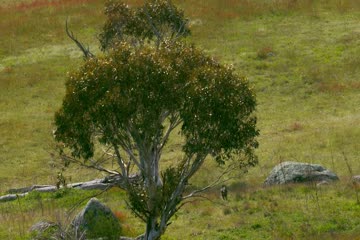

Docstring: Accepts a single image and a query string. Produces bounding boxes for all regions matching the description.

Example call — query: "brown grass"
[178,0,360,21]
[1,0,99,10]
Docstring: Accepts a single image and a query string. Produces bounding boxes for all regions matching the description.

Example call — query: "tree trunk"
[145,215,160,240]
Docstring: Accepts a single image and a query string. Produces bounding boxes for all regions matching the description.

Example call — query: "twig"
[66,185,113,221]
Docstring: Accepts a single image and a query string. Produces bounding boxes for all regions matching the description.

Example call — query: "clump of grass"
[223,207,232,215]
[257,46,275,60]
[287,122,304,132]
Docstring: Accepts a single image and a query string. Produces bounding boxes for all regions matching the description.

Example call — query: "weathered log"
[0,193,28,202]
[0,174,141,203]
[33,186,57,193]
[7,185,55,194]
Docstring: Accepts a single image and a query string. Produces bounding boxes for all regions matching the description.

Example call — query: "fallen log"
[0,174,141,203]
[0,193,28,203]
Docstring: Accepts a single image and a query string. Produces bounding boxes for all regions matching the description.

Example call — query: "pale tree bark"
[56,112,240,240]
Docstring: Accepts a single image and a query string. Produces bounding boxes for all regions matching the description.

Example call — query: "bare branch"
[186,153,207,180]
[143,5,163,47]
[178,195,228,210]
[114,127,143,171]
[172,20,188,41]
[158,153,207,229]
[165,0,188,41]
[66,185,112,220]
[123,146,142,170]
[159,114,181,151]
[111,142,128,177]
[125,200,147,223]
[60,154,119,175]
[107,119,143,173]
[65,18,95,59]
[182,163,237,200]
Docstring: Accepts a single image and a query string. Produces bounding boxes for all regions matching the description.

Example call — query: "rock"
[264,161,339,186]
[29,220,62,240]
[71,198,121,240]
[352,175,360,183]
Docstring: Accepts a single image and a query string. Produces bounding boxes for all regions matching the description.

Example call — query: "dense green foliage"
[100,0,190,50]
[55,41,258,163]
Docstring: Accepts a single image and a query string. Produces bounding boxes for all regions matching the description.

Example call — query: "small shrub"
[287,122,303,132]
[200,207,214,217]
[2,66,13,73]
[223,207,232,215]
[113,210,127,223]
[257,46,274,59]
[251,223,262,230]
[51,188,70,199]
[318,82,346,93]
[302,66,323,84]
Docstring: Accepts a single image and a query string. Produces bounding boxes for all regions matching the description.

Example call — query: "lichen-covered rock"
[71,198,121,240]
[264,161,339,186]
[29,220,62,240]
[352,175,360,183]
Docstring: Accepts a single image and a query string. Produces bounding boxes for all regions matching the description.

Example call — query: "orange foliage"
[113,210,127,223]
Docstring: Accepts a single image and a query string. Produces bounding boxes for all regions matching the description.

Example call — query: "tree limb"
[60,154,119,175]
[143,5,163,47]
[182,163,237,200]
[159,113,181,151]
[110,142,128,177]
[65,18,94,59]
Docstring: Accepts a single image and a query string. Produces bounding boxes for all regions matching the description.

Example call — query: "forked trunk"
[145,215,160,240]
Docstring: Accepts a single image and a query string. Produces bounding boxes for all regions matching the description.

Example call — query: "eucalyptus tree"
[55,1,258,239]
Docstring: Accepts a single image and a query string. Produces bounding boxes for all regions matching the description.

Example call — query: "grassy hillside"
[0,0,359,239]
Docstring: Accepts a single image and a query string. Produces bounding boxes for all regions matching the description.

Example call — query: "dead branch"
[143,5,163,47]
[60,154,119,176]
[65,18,94,59]
[182,162,239,200]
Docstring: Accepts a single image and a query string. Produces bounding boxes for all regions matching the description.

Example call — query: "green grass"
[0,184,359,239]
[0,0,360,239]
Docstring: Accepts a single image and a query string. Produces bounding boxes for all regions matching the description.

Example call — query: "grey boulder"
[264,161,339,186]
[71,198,121,240]
[352,175,360,183]
[29,220,62,240]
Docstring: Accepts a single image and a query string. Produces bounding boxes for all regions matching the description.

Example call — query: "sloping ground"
[0,0,105,192]
[0,0,359,239]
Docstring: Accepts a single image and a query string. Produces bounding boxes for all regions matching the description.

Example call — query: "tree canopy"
[55,1,258,239]
[99,0,190,50]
